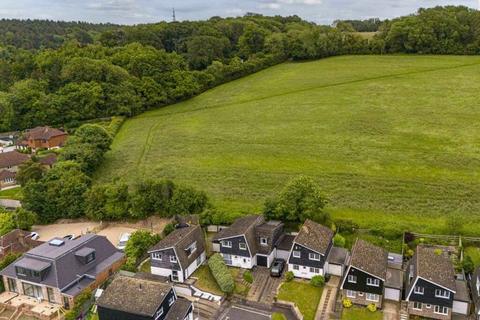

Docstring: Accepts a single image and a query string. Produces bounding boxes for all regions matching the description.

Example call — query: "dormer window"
[186,242,197,256]
[85,252,95,264]
[260,237,268,246]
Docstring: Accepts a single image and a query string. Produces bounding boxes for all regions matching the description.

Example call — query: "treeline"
[1,6,480,133]
[334,18,383,32]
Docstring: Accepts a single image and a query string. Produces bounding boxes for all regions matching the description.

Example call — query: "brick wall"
[342,289,383,308]
[408,301,451,320]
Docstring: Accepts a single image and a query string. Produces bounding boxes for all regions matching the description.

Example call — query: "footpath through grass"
[97,55,480,235]
[277,280,322,320]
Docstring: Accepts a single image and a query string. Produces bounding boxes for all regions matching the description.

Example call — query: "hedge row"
[208,253,234,294]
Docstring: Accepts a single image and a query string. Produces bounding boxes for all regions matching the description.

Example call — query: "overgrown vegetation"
[0,207,37,236]
[123,230,161,272]
[208,253,234,294]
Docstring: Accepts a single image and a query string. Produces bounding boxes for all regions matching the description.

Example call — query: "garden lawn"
[96,55,480,235]
[342,306,383,320]
[191,265,223,296]
[0,187,22,200]
[277,281,322,320]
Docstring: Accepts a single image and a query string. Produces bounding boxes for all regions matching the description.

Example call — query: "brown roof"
[39,153,58,166]
[0,229,43,259]
[165,297,192,320]
[255,221,284,255]
[149,225,205,270]
[0,170,16,180]
[349,239,388,280]
[294,219,334,255]
[415,245,456,292]
[0,151,30,169]
[213,215,264,256]
[24,126,67,141]
[97,275,173,317]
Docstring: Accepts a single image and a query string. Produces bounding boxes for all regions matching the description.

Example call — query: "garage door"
[453,300,468,315]
[257,255,268,267]
[328,264,343,276]
[384,288,400,301]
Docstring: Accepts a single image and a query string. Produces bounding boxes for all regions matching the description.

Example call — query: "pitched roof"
[149,225,205,270]
[255,220,283,255]
[275,234,295,251]
[165,297,192,320]
[0,151,30,169]
[293,219,334,255]
[0,170,16,180]
[97,275,172,317]
[349,239,388,280]
[0,234,125,293]
[414,245,456,292]
[213,215,264,256]
[24,127,67,140]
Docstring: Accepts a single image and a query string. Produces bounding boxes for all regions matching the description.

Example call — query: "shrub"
[285,271,294,282]
[333,233,346,247]
[342,298,352,308]
[335,219,359,234]
[310,275,325,287]
[163,223,175,236]
[243,270,254,284]
[367,303,377,312]
[208,253,234,293]
[462,256,474,274]
[64,289,92,320]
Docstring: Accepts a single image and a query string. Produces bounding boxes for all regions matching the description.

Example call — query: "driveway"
[383,301,400,320]
[219,305,270,320]
[32,221,100,241]
[315,276,340,320]
[247,267,283,304]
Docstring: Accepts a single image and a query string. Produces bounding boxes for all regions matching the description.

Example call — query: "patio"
[0,293,62,319]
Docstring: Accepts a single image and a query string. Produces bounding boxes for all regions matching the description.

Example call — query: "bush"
[163,223,175,236]
[123,231,161,271]
[64,289,92,320]
[310,275,325,287]
[243,270,254,284]
[285,271,294,282]
[335,219,359,234]
[367,303,377,312]
[342,298,352,308]
[462,256,474,274]
[208,253,234,293]
[333,233,346,247]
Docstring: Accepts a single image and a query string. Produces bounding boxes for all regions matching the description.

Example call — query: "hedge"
[208,253,234,293]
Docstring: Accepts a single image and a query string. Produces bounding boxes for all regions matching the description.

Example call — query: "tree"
[16,160,46,186]
[85,182,130,221]
[129,179,175,218]
[333,233,346,248]
[0,208,37,235]
[239,24,268,57]
[169,186,210,216]
[264,176,329,224]
[123,230,161,271]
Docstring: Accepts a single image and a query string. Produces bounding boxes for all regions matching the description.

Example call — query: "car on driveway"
[27,232,40,240]
[117,233,131,251]
[270,259,285,277]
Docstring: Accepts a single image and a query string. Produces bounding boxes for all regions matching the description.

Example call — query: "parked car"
[27,232,40,240]
[117,233,131,251]
[270,259,285,277]
[63,234,76,240]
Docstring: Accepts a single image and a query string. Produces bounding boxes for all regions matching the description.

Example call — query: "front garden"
[277,280,323,320]
[342,306,383,320]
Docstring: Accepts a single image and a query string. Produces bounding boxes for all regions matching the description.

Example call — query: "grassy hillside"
[96,55,480,234]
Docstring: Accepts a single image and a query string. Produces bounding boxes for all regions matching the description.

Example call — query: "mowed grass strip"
[277,281,323,320]
[96,55,480,234]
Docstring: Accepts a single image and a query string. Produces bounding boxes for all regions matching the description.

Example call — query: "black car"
[270,259,285,277]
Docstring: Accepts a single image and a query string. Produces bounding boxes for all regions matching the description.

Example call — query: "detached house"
[287,219,334,279]
[149,225,206,283]
[341,239,388,308]
[18,126,68,151]
[0,151,30,188]
[212,215,284,269]
[0,229,43,260]
[97,275,193,320]
[405,245,458,320]
[0,234,125,310]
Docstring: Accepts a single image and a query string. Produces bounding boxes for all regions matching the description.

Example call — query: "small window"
[222,240,232,248]
[435,289,450,299]
[168,296,175,306]
[366,293,378,302]
[85,252,96,264]
[293,264,299,270]
[260,237,268,246]
[348,275,357,284]
[367,278,380,287]
[309,253,320,261]
[170,255,177,263]
[346,290,356,298]
[413,302,422,311]
[152,252,162,260]
[309,267,320,274]
[292,251,301,258]
[239,243,247,250]
[155,307,164,320]
[414,286,424,295]
[434,305,448,315]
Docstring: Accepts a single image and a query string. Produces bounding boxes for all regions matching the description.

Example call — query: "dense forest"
[0,6,480,132]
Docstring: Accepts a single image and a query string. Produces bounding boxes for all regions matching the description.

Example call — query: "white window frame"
[346,290,356,298]
[168,296,175,306]
[187,242,197,256]
[413,302,422,310]
[366,293,378,302]
[152,252,162,260]
[154,307,164,320]
[292,251,301,258]
[367,278,380,287]
[434,305,448,315]
[239,243,247,250]
[309,253,320,261]
[222,240,232,248]
[414,286,424,295]
[435,289,450,299]
[348,275,357,284]
[309,267,320,274]
[425,304,431,309]
[293,264,299,270]
[170,255,177,263]
[260,237,268,246]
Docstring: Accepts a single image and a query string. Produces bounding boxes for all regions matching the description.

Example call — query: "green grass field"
[96,55,480,234]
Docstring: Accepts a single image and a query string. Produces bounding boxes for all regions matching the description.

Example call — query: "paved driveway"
[247,267,283,304]
[383,301,400,320]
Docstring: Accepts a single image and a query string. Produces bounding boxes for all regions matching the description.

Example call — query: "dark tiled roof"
[415,245,456,292]
[97,275,172,317]
[275,234,295,251]
[255,221,283,255]
[149,225,205,270]
[165,297,192,320]
[294,219,333,255]
[0,151,30,169]
[0,170,16,180]
[213,215,264,256]
[385,267,403,289]
[25,127,67,140]
[327,247,348,265]
[349,239,388,280]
